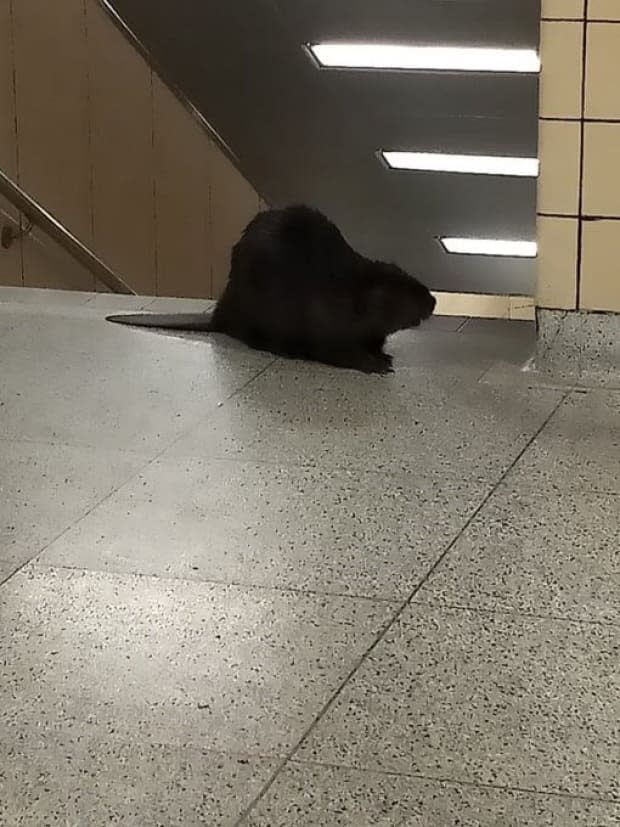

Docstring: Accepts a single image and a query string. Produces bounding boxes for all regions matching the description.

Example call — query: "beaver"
[107,205,436,373]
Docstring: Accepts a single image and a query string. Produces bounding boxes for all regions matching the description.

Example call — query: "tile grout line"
[21,464,619,617]
[29,561,401,606]
[0,358,278,590]
[575,2,589,308]
[12,417,619,479]
[82,0,97,292]
[0,431,502,479]
[234,391,573,825]
[7,0,24,287]
[409,596,620,629]
[286,756,620,806]
[1,357,281,811]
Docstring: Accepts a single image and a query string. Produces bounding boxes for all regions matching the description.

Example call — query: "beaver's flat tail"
[106,312,214,332]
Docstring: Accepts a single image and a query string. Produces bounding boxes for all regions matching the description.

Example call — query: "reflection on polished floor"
[1,288,618,826]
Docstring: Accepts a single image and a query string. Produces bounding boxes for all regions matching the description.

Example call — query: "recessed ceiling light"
[381,151,539,177]
[307,43,540,74]
[440,237,538,258]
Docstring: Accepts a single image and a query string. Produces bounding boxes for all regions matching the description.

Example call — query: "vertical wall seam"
[83,0,96,290]
[150,69,158,296]
[8,0,24,285]
[576,1,590,309]
[208,157,214,299]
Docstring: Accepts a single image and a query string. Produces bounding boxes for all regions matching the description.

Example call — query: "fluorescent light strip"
[441,238,538,258]
[308,43,540,74]
[382,151,539,177]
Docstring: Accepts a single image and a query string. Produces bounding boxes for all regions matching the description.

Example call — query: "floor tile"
[0,299,211,326]
[2,293,618,823]
[83,293,156,310]
[420,481,620,624]
[0,286,93,306]
[0,730,276,827]
[0,312,270,451]
[509,391,620,492]
[0,559,18,585]
[479,361,571,392]
[247,763,620,826]
[481,361,620,392]
[421,315,467,332]
[460,318,535,338]
[0,301,97,323]
[167,368,563,481]
[299,604,619,799]
[387,327,534,371]
[39,458,490,599]
[0,440,146,568]
[1,566,393,755]
[535,310,620,390]
[146,297,215,313]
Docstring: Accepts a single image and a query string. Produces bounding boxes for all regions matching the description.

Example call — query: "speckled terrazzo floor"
[0,287,618,826]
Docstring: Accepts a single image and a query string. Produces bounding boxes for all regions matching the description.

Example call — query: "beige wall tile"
[22,225,95,291]
[536,216,578,309]
[0,0,22,287]
[585,24,620,119]
[9,0,92,290]
[0,0,17,178]
[0,248,23,286]
[0,195,23,287]
[153,76,211,298]
[588,0,620,20]
[542,0,584,19]
[209,146,260,297]
[537,120,581,215]
[87,0,156,295]
[539,21,584,119]
[13,0,91,243]
[580,220,620,311]
[583,122,620,216]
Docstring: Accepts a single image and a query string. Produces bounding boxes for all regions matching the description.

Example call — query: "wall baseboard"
[0,284,537,321]
[432,292,535,320]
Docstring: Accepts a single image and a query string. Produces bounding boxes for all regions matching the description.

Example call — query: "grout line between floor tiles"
[0,722,287,765]
[476,364,495,385]
[286,757,620,806]
[28,471,619,608]
[476,366,620,392]
[0,359,278,591]
[10,479,619,598]
[409,597,620,629]
[474,363,495,382]
[0,433,157,457]
[0,356,277,458]
[29,561,401,605]
[141,445,565,479]
[2,463,156,593]
[234,390,573,825]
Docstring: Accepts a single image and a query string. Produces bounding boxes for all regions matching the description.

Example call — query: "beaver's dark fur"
[107,205,436,373]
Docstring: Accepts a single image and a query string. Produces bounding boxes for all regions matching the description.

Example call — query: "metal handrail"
[0,1,249,298]
[0,168,135,295]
